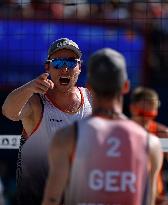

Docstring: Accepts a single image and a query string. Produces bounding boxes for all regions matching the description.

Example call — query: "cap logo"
[56,40,79,49]
[56,40,68,48]
[48,38,81,58]
[69,42,77,47]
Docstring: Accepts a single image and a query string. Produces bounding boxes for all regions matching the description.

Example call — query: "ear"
[122,80,130,95]
[45,62,50,72]
[86,82,91,91]
[78,62,82,72]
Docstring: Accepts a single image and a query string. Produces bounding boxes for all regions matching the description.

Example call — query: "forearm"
[42,197,60,205]
[2,82,33,120]
[150,186,157,205]
[42,170,65,205]
[42,181,62,205]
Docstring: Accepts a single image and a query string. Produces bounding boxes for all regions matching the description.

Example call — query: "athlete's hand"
[27,73,54,94]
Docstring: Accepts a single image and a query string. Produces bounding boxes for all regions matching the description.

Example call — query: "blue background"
[0,20,144,87]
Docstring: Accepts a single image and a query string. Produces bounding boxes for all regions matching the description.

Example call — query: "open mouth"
[59,76,70,85]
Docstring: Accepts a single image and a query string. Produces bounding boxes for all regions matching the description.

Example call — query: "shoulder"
[149,133,161,148]
[78,87,92,100]
[121,119,147,134]
[126,121,161,150]
[149,134,163,169]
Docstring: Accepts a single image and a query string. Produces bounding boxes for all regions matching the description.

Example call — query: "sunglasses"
[46,58,80,69]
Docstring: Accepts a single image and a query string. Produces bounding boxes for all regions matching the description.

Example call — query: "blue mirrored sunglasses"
[46,58,81,69]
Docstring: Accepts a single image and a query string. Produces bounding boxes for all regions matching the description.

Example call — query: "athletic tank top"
[17,87,92,205]
[65,117,149,205]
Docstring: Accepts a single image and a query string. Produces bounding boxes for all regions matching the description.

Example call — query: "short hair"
[130,86,159,104]
[87,48,127,98]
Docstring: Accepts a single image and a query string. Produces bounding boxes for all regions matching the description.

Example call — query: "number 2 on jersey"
[106,137,121,157]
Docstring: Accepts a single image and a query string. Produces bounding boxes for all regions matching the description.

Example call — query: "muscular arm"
[2,83,34,121]
[42,125,76,205]
[2,73,54,121]
[148,134,163,205]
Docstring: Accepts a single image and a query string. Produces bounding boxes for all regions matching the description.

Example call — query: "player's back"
[65,116,149,205]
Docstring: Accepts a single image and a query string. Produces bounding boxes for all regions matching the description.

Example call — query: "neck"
[93,97,123,118]
[46,87,82,114]
[47,86,78,98]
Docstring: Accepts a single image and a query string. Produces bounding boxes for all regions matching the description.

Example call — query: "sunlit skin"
[1,48,83,136]
[46,49,81,93]
[45,49,82,113]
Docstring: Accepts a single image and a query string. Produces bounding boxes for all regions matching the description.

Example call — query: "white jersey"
[16,87,92,205]
[29,87,91,141]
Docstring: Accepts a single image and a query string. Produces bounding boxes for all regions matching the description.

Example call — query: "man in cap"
[42,48,163,205]
[2,38,92,205]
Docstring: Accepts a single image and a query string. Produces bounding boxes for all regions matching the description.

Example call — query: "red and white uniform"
[16,87,92,205]
[65,117,149,205]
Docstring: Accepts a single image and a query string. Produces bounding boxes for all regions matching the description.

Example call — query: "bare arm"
[156,122,168,138]
[42,125,76,205]
[2,73,54,121]
[148,134,163,205]
[2,83,34,121]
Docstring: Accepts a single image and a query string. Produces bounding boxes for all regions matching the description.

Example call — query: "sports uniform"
[65,117,149,205]
[16,87,92,205]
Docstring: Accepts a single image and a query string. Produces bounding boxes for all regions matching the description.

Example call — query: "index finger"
[39,73,49,80]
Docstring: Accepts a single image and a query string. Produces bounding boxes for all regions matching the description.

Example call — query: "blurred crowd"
[0,1,167,28]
